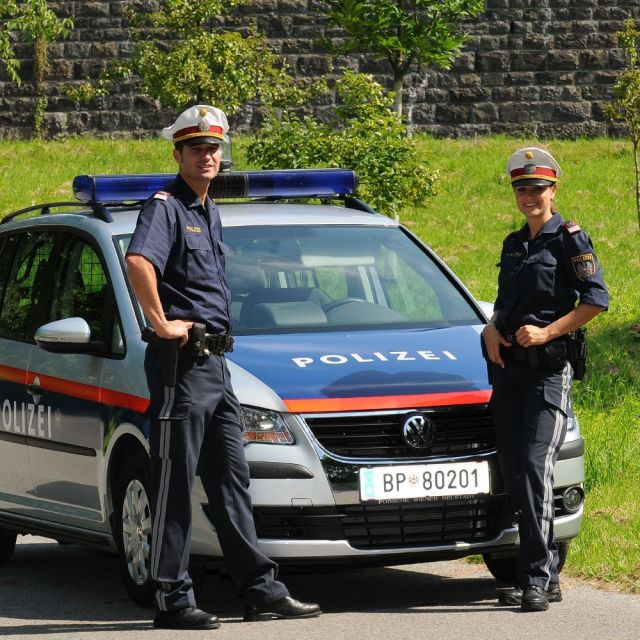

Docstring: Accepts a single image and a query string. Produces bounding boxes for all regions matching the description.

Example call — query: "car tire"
[0,526,17,564]
[113,452,155,608]
[483,540,570,584]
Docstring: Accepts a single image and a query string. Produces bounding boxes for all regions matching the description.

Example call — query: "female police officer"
[481,147,608,612]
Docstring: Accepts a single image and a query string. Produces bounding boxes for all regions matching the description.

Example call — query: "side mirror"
[35,317,107,355]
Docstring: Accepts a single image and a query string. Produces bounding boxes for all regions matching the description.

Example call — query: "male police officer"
[126,105,321,630]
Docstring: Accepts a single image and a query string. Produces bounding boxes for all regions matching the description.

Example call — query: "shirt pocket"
[185,232,215,280]
[217,240,230,271]
[520,250,557,296]
[497,255,522,291]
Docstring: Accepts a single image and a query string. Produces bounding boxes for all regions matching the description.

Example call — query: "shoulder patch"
[562,221,581,234]
[153,190,171,201]
[571,253,596,280]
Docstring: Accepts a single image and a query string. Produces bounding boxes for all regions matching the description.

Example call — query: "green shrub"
[247,70,437,217]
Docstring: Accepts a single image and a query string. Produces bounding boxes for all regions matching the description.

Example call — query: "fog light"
[562,486,584,513]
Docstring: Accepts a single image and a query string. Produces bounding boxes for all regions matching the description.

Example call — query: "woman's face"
[513,183,557,222]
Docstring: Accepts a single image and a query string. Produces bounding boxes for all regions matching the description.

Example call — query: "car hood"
[228,325,491,413]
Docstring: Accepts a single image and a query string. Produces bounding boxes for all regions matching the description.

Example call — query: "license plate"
[359,461,490,502]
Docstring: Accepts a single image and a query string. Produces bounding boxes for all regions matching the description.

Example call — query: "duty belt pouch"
[543,339,568,370]
[187,322,208,357]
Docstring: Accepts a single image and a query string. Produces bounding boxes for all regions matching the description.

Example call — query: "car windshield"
[118,225,482,334]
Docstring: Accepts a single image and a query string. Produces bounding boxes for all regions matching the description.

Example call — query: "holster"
[480,334,493,384]
[141,327,180,387]
[566,327,588,381]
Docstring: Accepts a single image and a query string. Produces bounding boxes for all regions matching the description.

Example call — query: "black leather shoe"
[244,596,322,621]
[153,606,220,629]
[497,584,562,606]
[521,585,549,612]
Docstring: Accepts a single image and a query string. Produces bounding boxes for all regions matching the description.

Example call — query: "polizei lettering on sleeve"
[292,350,458,368]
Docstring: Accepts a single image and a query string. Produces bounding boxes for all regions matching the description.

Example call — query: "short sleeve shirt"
[493,213,609,335]
[126,174,232,333]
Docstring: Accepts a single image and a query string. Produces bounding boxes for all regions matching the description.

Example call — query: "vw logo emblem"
[401,413,436,449]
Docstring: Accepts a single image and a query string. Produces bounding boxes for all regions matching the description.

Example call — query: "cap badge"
[525,151,534,159]
[198,107,208,117]
[524,164,537,174]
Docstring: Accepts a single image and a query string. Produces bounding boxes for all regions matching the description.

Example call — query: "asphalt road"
[1,536,639,640]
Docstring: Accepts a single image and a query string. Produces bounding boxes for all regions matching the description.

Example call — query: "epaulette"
[153,190,171,201]
[562,221,581,235]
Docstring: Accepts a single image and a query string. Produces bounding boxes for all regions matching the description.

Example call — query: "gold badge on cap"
[525,151,534,159]
[197,107,209,131]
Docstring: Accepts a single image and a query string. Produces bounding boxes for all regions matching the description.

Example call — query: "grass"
[1,134,638,590]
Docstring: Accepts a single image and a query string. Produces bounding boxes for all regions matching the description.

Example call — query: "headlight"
[240,407,294,445]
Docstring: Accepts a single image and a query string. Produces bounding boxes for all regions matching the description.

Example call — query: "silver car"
[0,168,585,605]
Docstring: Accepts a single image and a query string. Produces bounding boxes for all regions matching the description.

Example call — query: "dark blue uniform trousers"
[144,342,289,612]
[491,360,572,589]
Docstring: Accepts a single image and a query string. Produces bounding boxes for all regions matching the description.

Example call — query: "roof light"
[73,169,357,204]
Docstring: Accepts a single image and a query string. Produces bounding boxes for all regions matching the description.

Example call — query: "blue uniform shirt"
[494,213,609,335]
[127,174,232,334]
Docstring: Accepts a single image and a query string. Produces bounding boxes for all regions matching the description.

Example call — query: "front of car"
[177,197,585,569]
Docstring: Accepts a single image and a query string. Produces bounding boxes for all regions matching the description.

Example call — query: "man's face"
[173,142,221,184]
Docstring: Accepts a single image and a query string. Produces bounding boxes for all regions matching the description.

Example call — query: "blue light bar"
[73,169,357,204]
[73,174,173,203]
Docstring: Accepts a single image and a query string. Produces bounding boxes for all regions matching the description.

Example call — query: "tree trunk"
[393,75,403,118]
[33,37,47,139]
[635,138,640,230]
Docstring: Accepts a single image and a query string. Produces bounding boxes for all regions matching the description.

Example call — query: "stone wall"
[1,0,639,139]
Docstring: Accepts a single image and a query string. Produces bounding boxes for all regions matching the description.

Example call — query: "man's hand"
[515,324,550,348]
[155,319,193,347]
[482,323,511,368]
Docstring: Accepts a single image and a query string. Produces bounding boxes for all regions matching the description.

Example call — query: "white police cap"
[506,147,562,186]
[161,104,229,145]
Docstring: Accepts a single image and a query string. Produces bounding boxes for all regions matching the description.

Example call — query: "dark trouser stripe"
[540,362,572,585]
[151,385,174,611]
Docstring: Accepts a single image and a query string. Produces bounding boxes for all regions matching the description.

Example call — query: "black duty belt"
[502,335,568,370]
[141,324,234,357]
[188,323,234,357]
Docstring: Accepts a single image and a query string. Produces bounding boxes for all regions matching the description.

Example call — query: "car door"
[26,232,120,526]
[0,231,57,513]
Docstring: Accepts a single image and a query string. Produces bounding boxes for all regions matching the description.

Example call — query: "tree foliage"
[604,19,640,229]
[0,0,73,138]
[320,0,484,116]
[248,70,437,217]
[69,0,319,115]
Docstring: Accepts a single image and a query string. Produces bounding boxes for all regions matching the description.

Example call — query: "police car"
[0,168,585,605]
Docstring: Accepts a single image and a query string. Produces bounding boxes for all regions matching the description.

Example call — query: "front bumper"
[190,436,585,562]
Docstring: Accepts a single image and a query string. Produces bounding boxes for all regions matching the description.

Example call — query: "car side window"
[0,232,57,341]
[50,235,124,356]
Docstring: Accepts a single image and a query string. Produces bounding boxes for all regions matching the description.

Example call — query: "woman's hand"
[482,323,511,368]
[515,324,550,347]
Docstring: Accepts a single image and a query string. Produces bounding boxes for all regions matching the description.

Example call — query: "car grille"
[252,494,510,548]
[303,405,495,459]
[232,485,576,550]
